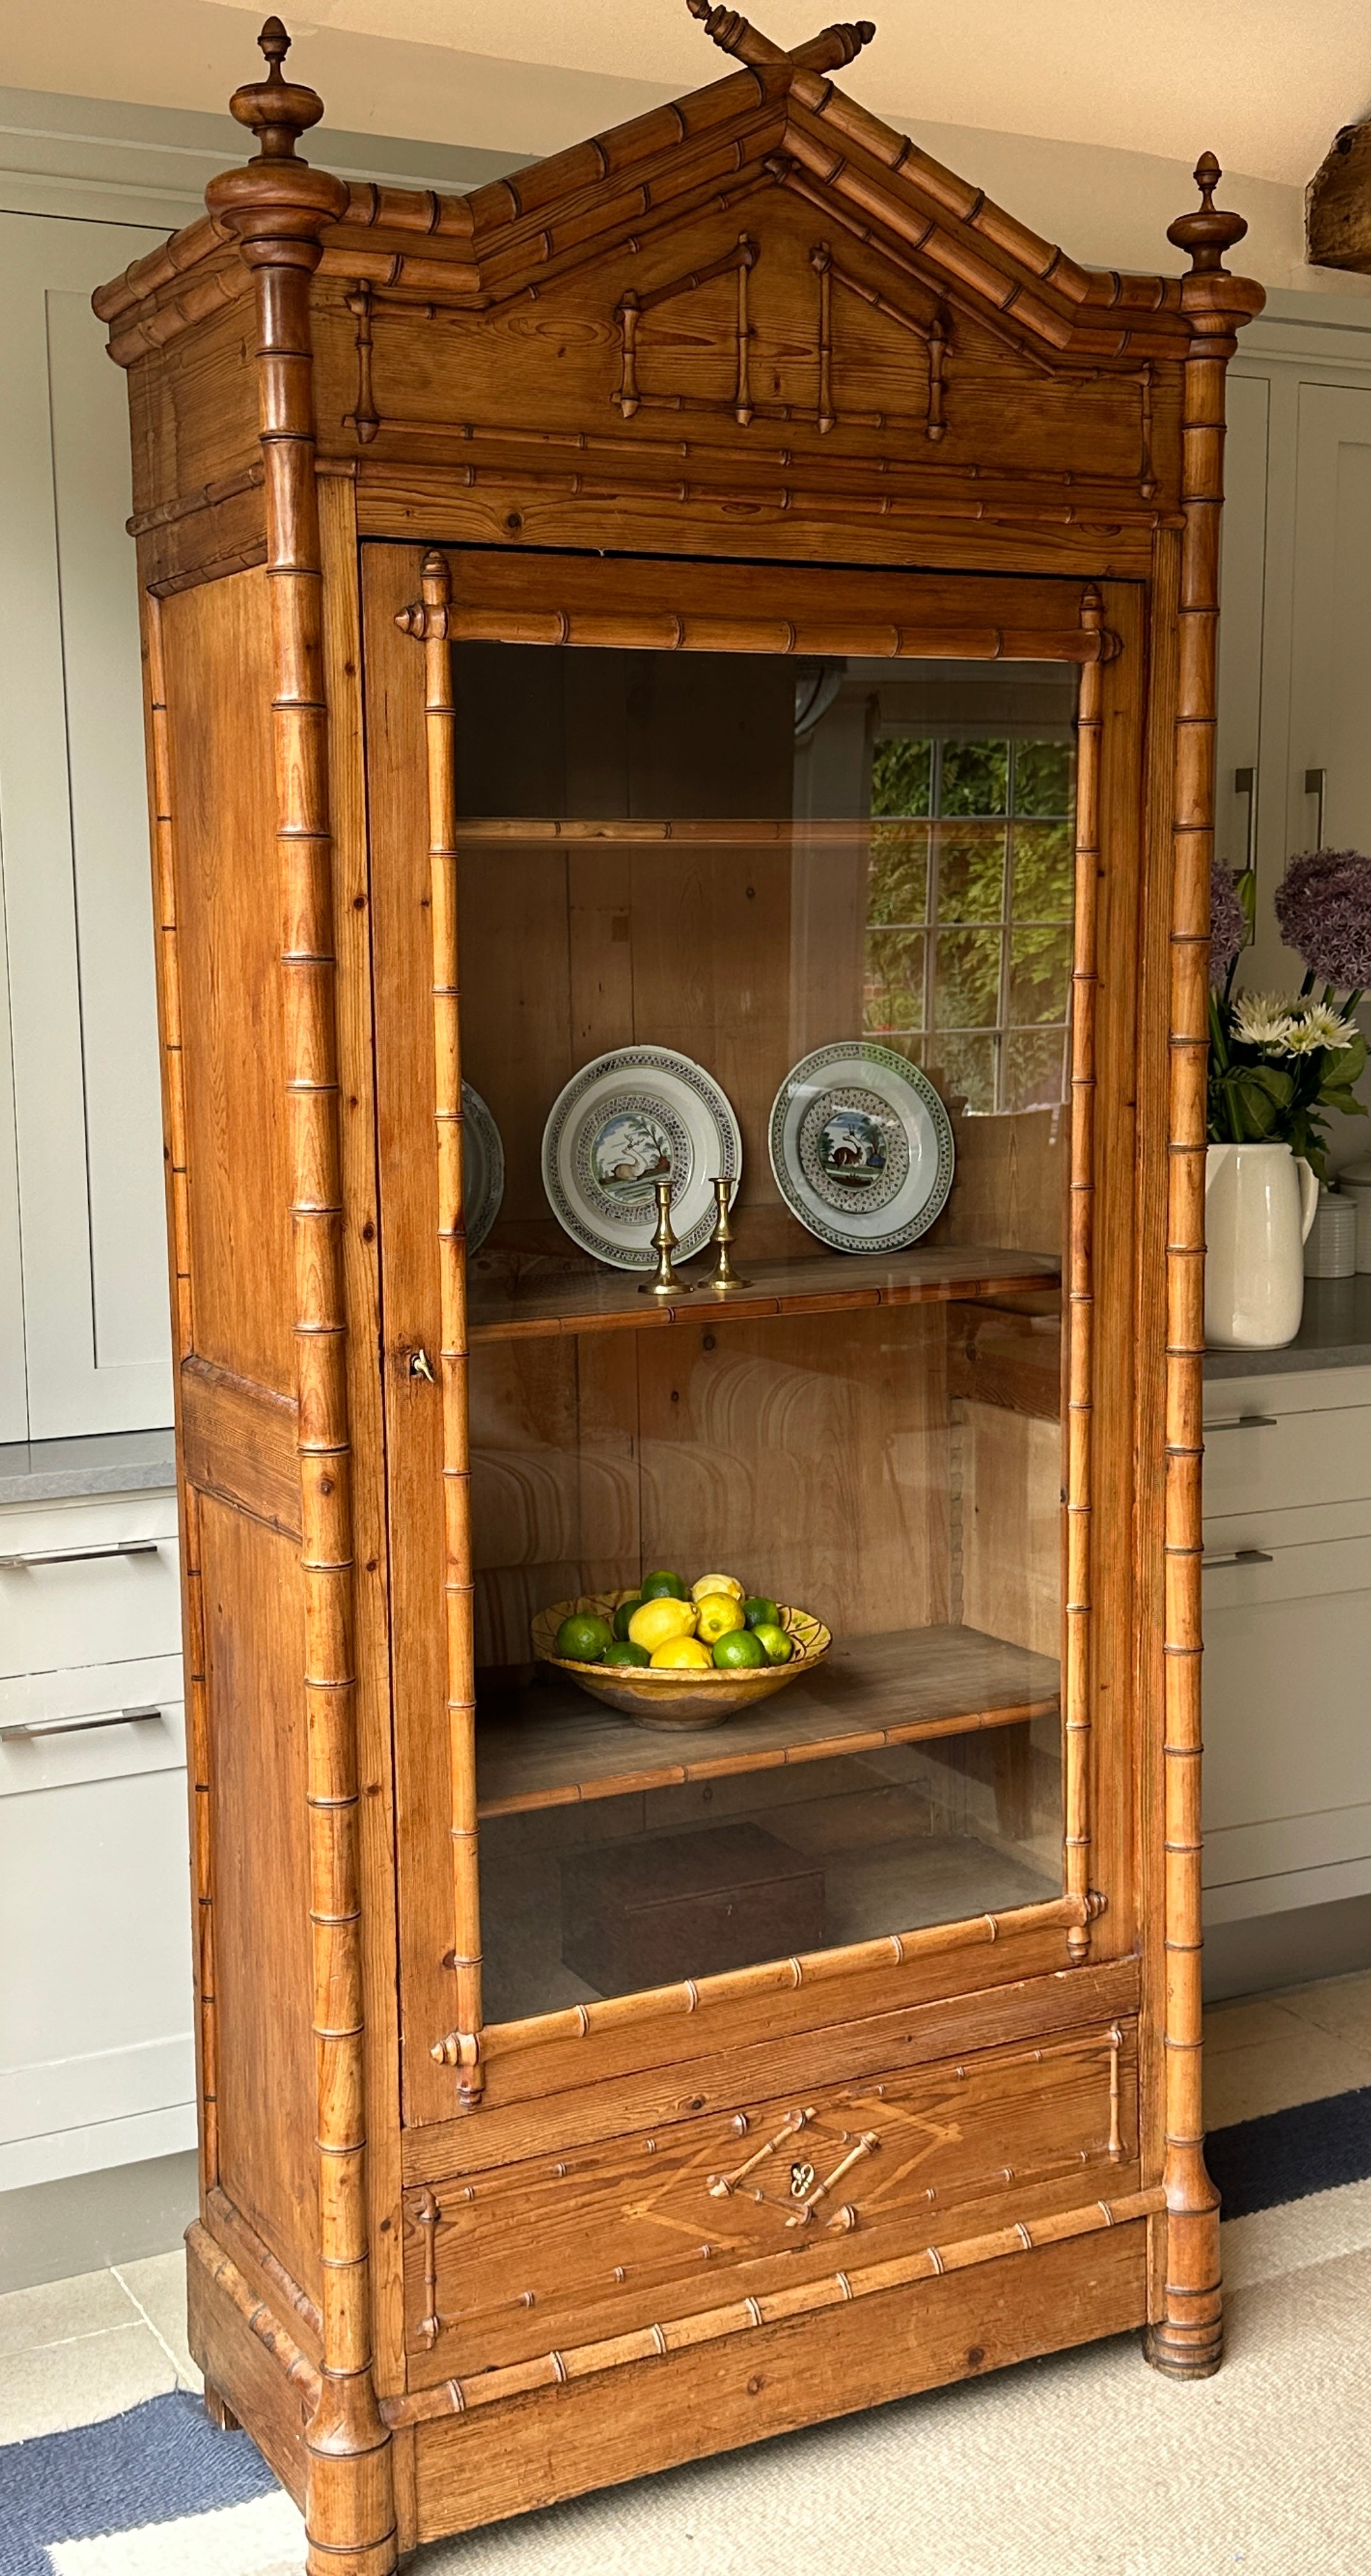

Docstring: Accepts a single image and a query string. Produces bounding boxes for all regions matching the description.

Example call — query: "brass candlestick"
[705,1174,751,1293]
[638,1177,694,1296]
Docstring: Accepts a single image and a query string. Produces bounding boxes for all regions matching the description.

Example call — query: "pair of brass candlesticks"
[638,1175,749,1298]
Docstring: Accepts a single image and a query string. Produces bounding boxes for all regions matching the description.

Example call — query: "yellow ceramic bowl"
[531,1593,831,1730]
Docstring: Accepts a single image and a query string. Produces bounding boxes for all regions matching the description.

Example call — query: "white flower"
[1292,1001,1360,1052]
[1232,992,1298,1050]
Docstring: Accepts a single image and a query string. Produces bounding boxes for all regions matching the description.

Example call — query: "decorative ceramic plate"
[463,1081,505,1255]
[532,1594,831,1729]
[541,1048,742,1271]
[768,1042,955,1254]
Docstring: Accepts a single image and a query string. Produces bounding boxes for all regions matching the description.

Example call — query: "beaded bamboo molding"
[1064,585,1104,1964]
[385,2184,1163,2426]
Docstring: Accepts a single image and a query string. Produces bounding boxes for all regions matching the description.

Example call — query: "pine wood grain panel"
[402,2020,1137,2378]
[946,1312,1061,1420]
[187,2222,312,2508]
[180,1355,302,1538]
[160,569,295,1396]
[476,1626,1058,1817]
[200,1492,321,2303]
[408,2222,1148,2540]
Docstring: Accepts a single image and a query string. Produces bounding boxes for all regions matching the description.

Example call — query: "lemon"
[628,1595,698,1652]
[696,1593,745,1645]
[650,1634,712,1669]
[691,1573,745,1603]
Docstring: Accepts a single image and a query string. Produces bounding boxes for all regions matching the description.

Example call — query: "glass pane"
[453,642,1077,2027]
[1011,820,1075,920]
[935,820,1007,923]
[934,924,1001,1027]
[871,737,932,817]
[1008,921,1074,1024]
[1012,740,1074,816]
[940,739,1009,816]
[866,819,930,924]
[864,928,926,1033]
[1004,1026,1069,1113]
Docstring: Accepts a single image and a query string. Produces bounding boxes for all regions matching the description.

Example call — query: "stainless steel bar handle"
[0,1705,165,1742]
[1234,765,1257,875]
[1204,1414,1278,1433]
[0,1540,160,1571]
[1305,766,1327,850]
[1200,1549,1275,1570]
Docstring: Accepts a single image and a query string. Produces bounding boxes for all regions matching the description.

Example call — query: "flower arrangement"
[1208,851,1370,1176]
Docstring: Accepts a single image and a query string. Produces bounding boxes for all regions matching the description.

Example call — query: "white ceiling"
[203,0,1369,188]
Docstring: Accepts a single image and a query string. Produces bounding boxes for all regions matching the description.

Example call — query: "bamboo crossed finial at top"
[686,0,877,73]
[1167,151,1248,273]
[227,16,326,161]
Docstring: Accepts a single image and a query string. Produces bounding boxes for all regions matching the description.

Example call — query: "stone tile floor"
[0,1969,1367,2451]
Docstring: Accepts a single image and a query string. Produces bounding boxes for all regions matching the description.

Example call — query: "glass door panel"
[457,643,1076,2023]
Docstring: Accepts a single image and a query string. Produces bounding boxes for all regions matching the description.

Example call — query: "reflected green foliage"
[930,1031,995,1113]
[1005,1027,1068,1112]
[871,738,932,817]
[1012,740,1074,816]
[1010,821,1074,920]
[940,740,1009,816]
[1009,923,1073,1025]
[935,927,1001,1029]
[866,822,930,924]
[864,930,926,1032]
[936,824,1006,923]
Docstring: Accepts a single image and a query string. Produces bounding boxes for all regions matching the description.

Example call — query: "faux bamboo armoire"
[96,12,1262,2568]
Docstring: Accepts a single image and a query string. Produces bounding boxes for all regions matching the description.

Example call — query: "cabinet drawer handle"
[0,1541,161,1571]
[1204,1414,1277,1434]
[0,1705,165,1742]
[1200,1549,1274,1571]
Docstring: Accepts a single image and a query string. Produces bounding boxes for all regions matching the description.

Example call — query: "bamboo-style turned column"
[1148,158,1264,2382]
[1063,584,1106,1962]
[207,23,395,2571]
[144,598,218,2196]
[394,553,486,2106]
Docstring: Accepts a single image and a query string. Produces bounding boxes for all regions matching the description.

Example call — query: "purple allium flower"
[1275,850,1371,988]
[1209,863,1245,989]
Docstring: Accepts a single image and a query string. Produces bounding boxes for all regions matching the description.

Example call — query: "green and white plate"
[768,1042,954,1254]
[463,1081,504,1254]
[542,1047,742,1271]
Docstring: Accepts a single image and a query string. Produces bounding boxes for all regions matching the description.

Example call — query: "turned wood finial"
[685,0,876,73]
[1167,152,1248,273]
[228,16,326,163]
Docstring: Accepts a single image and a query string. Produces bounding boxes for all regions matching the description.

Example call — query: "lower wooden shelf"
[475,1623,1060,1819]
[468,1245,1061,1343]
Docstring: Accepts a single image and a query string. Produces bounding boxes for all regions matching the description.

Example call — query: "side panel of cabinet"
[0,211,172,1438]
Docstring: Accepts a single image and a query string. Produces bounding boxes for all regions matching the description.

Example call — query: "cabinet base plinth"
[1142,2317,1225,2379]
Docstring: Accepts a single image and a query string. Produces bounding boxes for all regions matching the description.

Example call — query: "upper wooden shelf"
[476,1623,1059,1819]
[468,1245,1060,1345]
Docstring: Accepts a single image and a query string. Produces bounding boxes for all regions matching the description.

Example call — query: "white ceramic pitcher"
[1205,1142,1319,1348]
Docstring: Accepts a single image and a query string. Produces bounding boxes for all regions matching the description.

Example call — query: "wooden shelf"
[476,1623,1059,1819]
[468,1245,1060,1345]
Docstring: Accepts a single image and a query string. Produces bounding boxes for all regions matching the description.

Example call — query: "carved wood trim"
[616,231,758,424]
[811,240,949,439]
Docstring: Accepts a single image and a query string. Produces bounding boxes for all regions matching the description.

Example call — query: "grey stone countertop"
[0,1426,176,1506]
[1205,1273,1371,1379]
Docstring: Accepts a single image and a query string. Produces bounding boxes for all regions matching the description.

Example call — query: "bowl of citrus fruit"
[531,1571,831,1729]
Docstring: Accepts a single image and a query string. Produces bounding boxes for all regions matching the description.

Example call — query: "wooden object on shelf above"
[95,8,1265,2566]
[1308,121,1371,272]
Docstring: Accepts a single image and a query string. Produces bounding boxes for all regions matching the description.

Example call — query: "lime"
[641,1568,688,1602]
[712,1628,766,1671]
[612,1594,642,1641]
[742,1595,780,1631]
[696,1593,745,1646]
[752,1622,793,1666]
[602,1639,650,1667]
[555,1611,613,1664]
[628,1595,698,1653]
[650,1634,712,1669]
[691,1572,745,1603]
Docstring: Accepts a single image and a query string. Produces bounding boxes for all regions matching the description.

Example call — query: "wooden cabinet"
[0,210,172,1441]
[94,18,1263,2568]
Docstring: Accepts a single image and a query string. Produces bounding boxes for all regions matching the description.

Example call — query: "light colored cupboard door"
[0,211,172,1439]
[1214,369,1269,898]
[1288,383,1371,885]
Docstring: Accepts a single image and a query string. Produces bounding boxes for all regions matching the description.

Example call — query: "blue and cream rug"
[4,2092,1370,2576]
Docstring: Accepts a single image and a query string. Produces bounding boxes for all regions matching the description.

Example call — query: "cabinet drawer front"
[0,1500,180,1679]
[1202,1405,1371,1519]
[402,2019,1137,2380]
[0,1667,185,1795]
